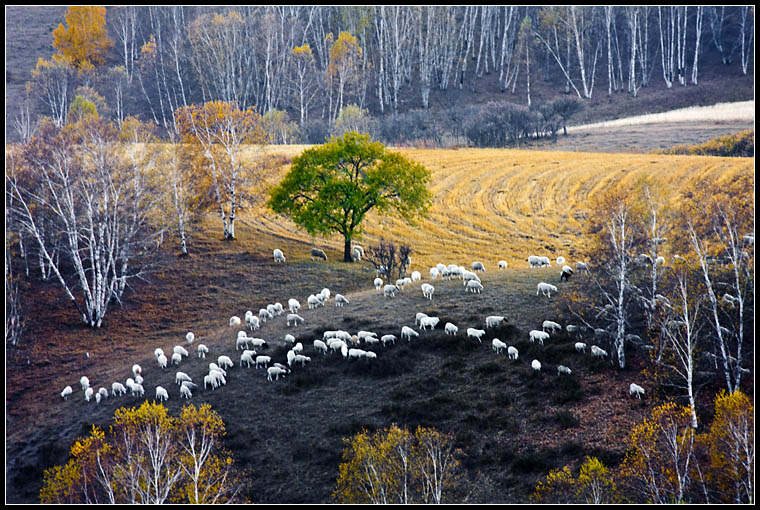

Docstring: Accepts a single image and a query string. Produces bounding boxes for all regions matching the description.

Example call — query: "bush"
[657,129,754,157]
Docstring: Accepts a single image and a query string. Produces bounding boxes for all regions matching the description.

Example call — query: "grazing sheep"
[591,345,608,358]
[335,294,350,307]
[255,355,272,369]
[80,376,90,390]
[574,342,587,353]
[267,366,288,381]
[485,315,507,328]
[293,342,304,353]
[421,283,435,300]
[357,331,377,341]
[542,320,562,334]
[288,298,301,314]
[135,374,144,385]
[240,352,255,368]
[560,265,574,282]
[508,346,519,360]
[383,284,400,297]
[529,330,550,345]
[467,328,486,343]
[171,352,183,365]
[85,387,94,402]
[313,340,328,354]
[154,348,165,359]
[352,245,364,262]
[415,312,429,325]
[217,355,234,370]
[197,344,208,358]
[401,326,419,341]
[531,360,542,372]
[174,345,189,358]
[462,270,481,285]
[566,324,579,334]
[155,386,169,402]
[374,277,383,290]
[465,280,484,293]
[285,334,296,344]
[61,386,73,400]
[381,334,397,346]
[536,282,558,297]
[259,308,273,322]
[556,256,566,265]
[529,255,551,268]
[492,338,507,354]
[236,335,252,351]
[411,271,421,281]
[229,316,242,328]
[576,262,589,272]
[310,247,328,261]
[348,348,366,361]
[364,336,380,346]
[498,260,507,270]
[186,331,195,344]
[293,354,311,367]
[307,294,320,309]
[111,382,127,396]
[273,248,286,263]
[132,364,142,377]
[419,316,440,331]
[267,304,278,316]
[249,338,268,349]
[131,383,145,397]
[444,322,458,335]
[157,354,168,369]
[203,374,218,390]
[180,384,193,399]
[471,261,486,272]
[557,365,572,376]
[429,267,439,279]
[175,372,192,385]
[629,383,645,399]
[287,313,305,326]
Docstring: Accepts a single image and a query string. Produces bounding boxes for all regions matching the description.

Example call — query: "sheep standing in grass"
[471,261,486,272]
[629,383,645,399]
[246,314,260,331]
[429,267,439,279]
[529,330,550,345]
[508,346,519,360]
[411,271,421,281]
[218,355,234,370]
[401,326,419,341]
[537,282,558,297]
[576,262,589,272]
[255,356,271,369]
[557,365,572,376]
[421,283,435,300]
[230,316,242,328]
[267,366,289,381]
[80,376,90,391]
[313,340,328,354]
[197,344,209,358]
[240,351,256,368]
[465,280,484,294]
[419,316,440,331]
[288,298,301,314]
[445,322,458,335]
[111,382,127,396]
[85,387,94,402]
[374,278,383,291]
[61,386,73,400]
[383,284,400,297]
[485,315,507,328]
[185,332,195,345]
[381,334,397,346]
[531,360,542,372]
[273,249,286,263]
[310,247,328,261]
[259,308,272,322]
[176,372,192,386]
[467,328,486,343]
[156,386,169,402]
[157,354,168,369]
[335,294,350,307]
[591,345,608,359]
[542,320,562,334]
[287,313,305,326]
[352,245,364,262]
[180,384,193,399]
[492,338,507,354]
[560,265,574,282]
[556,256,566,265]
[498,260,507,270]
[574,342,587,353]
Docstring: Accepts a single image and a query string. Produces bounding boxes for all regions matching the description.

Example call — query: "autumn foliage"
[52,6,113,70]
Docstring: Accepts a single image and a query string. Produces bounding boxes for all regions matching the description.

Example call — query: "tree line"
[14,6,754,146]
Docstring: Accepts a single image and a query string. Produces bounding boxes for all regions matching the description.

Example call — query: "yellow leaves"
[52,6,113,69]
[532,457,617,503]
[292,43,313,57]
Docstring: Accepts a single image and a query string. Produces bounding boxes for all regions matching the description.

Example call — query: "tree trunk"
[343,236,353,262]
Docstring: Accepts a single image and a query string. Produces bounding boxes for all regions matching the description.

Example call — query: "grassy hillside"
[6,143,752,503]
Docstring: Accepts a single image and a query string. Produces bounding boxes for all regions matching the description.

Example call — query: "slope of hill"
[5,140,752,503]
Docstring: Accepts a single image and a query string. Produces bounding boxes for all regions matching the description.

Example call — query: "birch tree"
[691,6,705,85]
[738,6,754,76]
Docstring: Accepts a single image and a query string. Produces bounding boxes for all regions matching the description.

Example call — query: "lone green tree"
[267,131,432,262]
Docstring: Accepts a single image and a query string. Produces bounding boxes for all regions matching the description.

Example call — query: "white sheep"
[576,261,589,272]
[313,340,328,354]
[352,245,364,262]
[259,308,272,322]
[273,248,286,263]
[574,342,587,353]
[465,280,484,293]
[462,270,481,285]
[364,351,377,360]
[591,345,608,358]
[492,338,507,354]
[135,374,144,386]
[293,342,304,353]
[131,383,145,397]
[132,364,142,377]
[557,365,572,376]
[197,344,209,358]
[307,294,320,309]
[155,386,169,402]
[364,336,380,346]
[485,315,507,328]
[288,298,301,314]
[429,267,439,279]
[175,372,192,385]
[556,256,566,265]
[111,382,127,396]
[383,284,400,297]
[401,326,419,341]
[293,354,311,367]
[471,261,486,272]
[267,366,288,381]
[267,303,278,316]
[255,355,272,369]
[444,322,458,335]
[229,315,242,328]
[217,355,234,370]
[236,335,252,351]
[357,331,377,342]
[85,387,94,402]
[528,255,543,268]
[421,283,435,300]
[415,312,429,325]
[380,334,397,346]
[61,386,73,400]
[411,271,421,281]
[566,324,579,334]
[186,331,195,344]
[629,383,645,399]
[560,265,574,282]
[419,316,440,331]
[529,330,550,345]
[240,351,255,368]
[374,277,383,290]
[154,347,165,359]
[171,352,183,365]
[329,339,348,353]
[287,313,305,326]
[80,376,90,390]
[174,345,189,357]
[467,328,486,343]
[531,359,542,372]
[498,260,507,270]
[335,294,350,307]
[157,354,168,369]
[180,384,193,399]
[285,334,296,344]
[508,346,519,360]
[348,348,366,361]
[310,247,328,261]
[97,387,109,401]
[542,320,562,334]
[537,282,558,297]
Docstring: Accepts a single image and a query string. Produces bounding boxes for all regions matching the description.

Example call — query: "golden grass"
[244,146,752,271]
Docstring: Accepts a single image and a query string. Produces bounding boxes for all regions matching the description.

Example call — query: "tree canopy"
[267,131,432,261]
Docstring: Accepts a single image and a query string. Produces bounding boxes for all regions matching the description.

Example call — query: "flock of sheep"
[59,247,646,408]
